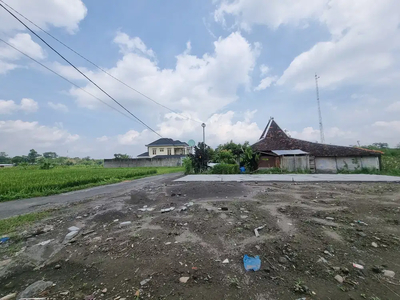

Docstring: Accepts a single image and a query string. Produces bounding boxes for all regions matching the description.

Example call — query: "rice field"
[0,166,183,202]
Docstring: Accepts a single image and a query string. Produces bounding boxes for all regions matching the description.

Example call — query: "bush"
[183,157,193,175]
[210,164,239,174]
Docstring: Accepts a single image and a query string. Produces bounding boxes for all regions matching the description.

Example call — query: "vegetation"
[0,166,182,202]
[0,211,50,236]
[210,163,240,174]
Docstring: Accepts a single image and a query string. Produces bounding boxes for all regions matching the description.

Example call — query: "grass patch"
[0,211,50,236]
[0,166,183,202]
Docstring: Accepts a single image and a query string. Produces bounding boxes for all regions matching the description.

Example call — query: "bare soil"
[1,179,400,300]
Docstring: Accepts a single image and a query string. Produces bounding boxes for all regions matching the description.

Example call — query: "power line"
[0,0,202,124]
[0,37,137,122]
[0,2,161,137]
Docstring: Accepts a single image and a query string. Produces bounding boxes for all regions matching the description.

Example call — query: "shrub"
[183,157,193,175]
[210,163,239,174]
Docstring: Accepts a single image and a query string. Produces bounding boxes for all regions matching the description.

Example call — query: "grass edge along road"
[0,210,51,236]
[0,167,183,202]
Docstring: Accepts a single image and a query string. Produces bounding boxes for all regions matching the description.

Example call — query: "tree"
[43,152,58,159]
[114,153,131,160]
[372,142,389,149]
[188,142,210,173]
[27,149,40,164]
[0,152,11,164]
[397,143,400,149]
[12,156,27,165]
[240,147,260,172]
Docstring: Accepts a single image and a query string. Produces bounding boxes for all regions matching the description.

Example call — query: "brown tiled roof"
[252,120,381,157]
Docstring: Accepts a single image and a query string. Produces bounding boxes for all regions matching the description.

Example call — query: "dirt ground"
[1,178,400,300]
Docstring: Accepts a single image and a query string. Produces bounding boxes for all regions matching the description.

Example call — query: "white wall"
[315,156,380,173]
[281,155,310,172]
[148,146,187,157]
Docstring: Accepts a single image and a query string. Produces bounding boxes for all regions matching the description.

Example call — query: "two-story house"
[137,138,190,158]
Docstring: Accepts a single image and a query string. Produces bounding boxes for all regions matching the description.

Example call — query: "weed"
[0,210,50,235]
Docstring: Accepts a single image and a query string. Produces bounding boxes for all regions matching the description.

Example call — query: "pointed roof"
[253,119,382,157]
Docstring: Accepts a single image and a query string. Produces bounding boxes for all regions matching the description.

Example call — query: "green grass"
[0,166,183,202]
[0,211,50,236]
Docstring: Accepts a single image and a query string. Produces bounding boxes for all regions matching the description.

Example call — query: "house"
[104,138,190,168]
[252,118,382,173]
[0,164,13,168]
[137,138,190,158]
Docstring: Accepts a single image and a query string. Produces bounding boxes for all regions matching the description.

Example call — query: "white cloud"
[215,0,400,90]
[0,0,87,34]
[372,121,400,133]
[289,126,353,143]
[48,102,69,113]
[68,31,260,120]
[0,98,38,114]
[96,136,109,142]
[254,64,277,91]
[386,101,400,112]
[0,120,80,153]
[113,32,155,58]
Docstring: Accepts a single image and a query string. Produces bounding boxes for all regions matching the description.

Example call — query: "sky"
[0,0,399,158]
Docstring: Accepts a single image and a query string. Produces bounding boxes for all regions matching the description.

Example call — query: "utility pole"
[201,123,206,146]
[315,73,325,144]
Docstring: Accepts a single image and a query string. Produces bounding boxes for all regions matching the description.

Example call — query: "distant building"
[252,119,382,173]
[137,138,190,158]
[104,138,190,168]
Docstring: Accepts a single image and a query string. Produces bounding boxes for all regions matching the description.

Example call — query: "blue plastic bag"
[243,255,261,271]
[0,237,10,244]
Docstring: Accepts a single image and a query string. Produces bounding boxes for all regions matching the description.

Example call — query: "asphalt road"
[176,174,400,182]
[0,172,181,220]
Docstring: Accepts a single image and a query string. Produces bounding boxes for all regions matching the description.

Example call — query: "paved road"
[175,174,400,182]
[0,172,181,220]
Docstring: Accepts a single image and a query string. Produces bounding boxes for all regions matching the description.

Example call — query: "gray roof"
[271,149,308,156]
[146,138,188,147]
[137,152,149,157]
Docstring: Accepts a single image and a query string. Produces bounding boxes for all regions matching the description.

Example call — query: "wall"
[258,155,280,169]
[104,157,184,168]
[281,155,310,172]
[315,156,380,173]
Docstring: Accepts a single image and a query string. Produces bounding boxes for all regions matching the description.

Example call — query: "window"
[152,148,156,155]
[160,148,164,152]
[167,148,172,155]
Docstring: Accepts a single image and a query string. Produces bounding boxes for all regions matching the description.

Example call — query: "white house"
[137,138,190,158]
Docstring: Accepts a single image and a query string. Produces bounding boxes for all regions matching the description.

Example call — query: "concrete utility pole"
[315,73,325,144]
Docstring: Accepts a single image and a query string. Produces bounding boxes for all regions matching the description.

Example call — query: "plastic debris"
[371,242,378,248]
[0,293,17,300]
[178,206,187,212]
[38,239,53,246]
[138,206,155,212]
[179,277,190,283]
[0,237,10,244]
[165,242,172,245]
[222,259,229,264]
[353,263,364,270]
[334,274,344,283]
[383,270,395,278]
[140,278,151,286]
[120,221,132,227]
[161,207,175,213]
[354,220,368,226]
[243,255,261,271]
[254,224,266,237]
[186,202,194,207]
[68,226,80,232]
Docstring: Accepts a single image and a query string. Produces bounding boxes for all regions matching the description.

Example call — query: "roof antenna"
[315,73,325,144]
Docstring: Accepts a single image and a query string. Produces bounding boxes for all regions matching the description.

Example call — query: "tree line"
[0,150,103,167]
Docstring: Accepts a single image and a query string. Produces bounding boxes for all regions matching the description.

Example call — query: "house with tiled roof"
[137,138,190,158]
[252,118,382,173]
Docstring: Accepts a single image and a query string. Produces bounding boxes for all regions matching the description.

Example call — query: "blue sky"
[1,0,400,158]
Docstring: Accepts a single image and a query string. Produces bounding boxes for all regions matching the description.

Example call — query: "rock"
[334,275,344,283]
[43,225,54,232]
[323,250,333,256]
[179,277,190,283]
[140,278,151,286]
[63,231,79,243]
[383,270,395,278]
[120,221,132,227]
[102,288,107,293]
[240,215,248,219]
[38,239,53,246]
[341,267,350,274]
[17,280,53,299]
[326,217,335,221]
[371,242,378,248]
[0,293,17,300]
[0,259,12,268]
[278,257,288,264]
[161,207,175,213]
[357,232,367,237]
[60,291,69,296]
[332,267,340,271]
[326,245,334,253]
[54,264,61,269]
[165,242,172,245]
[68,226,80,232]
[317,257,328,264]
[222,259,229,264]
